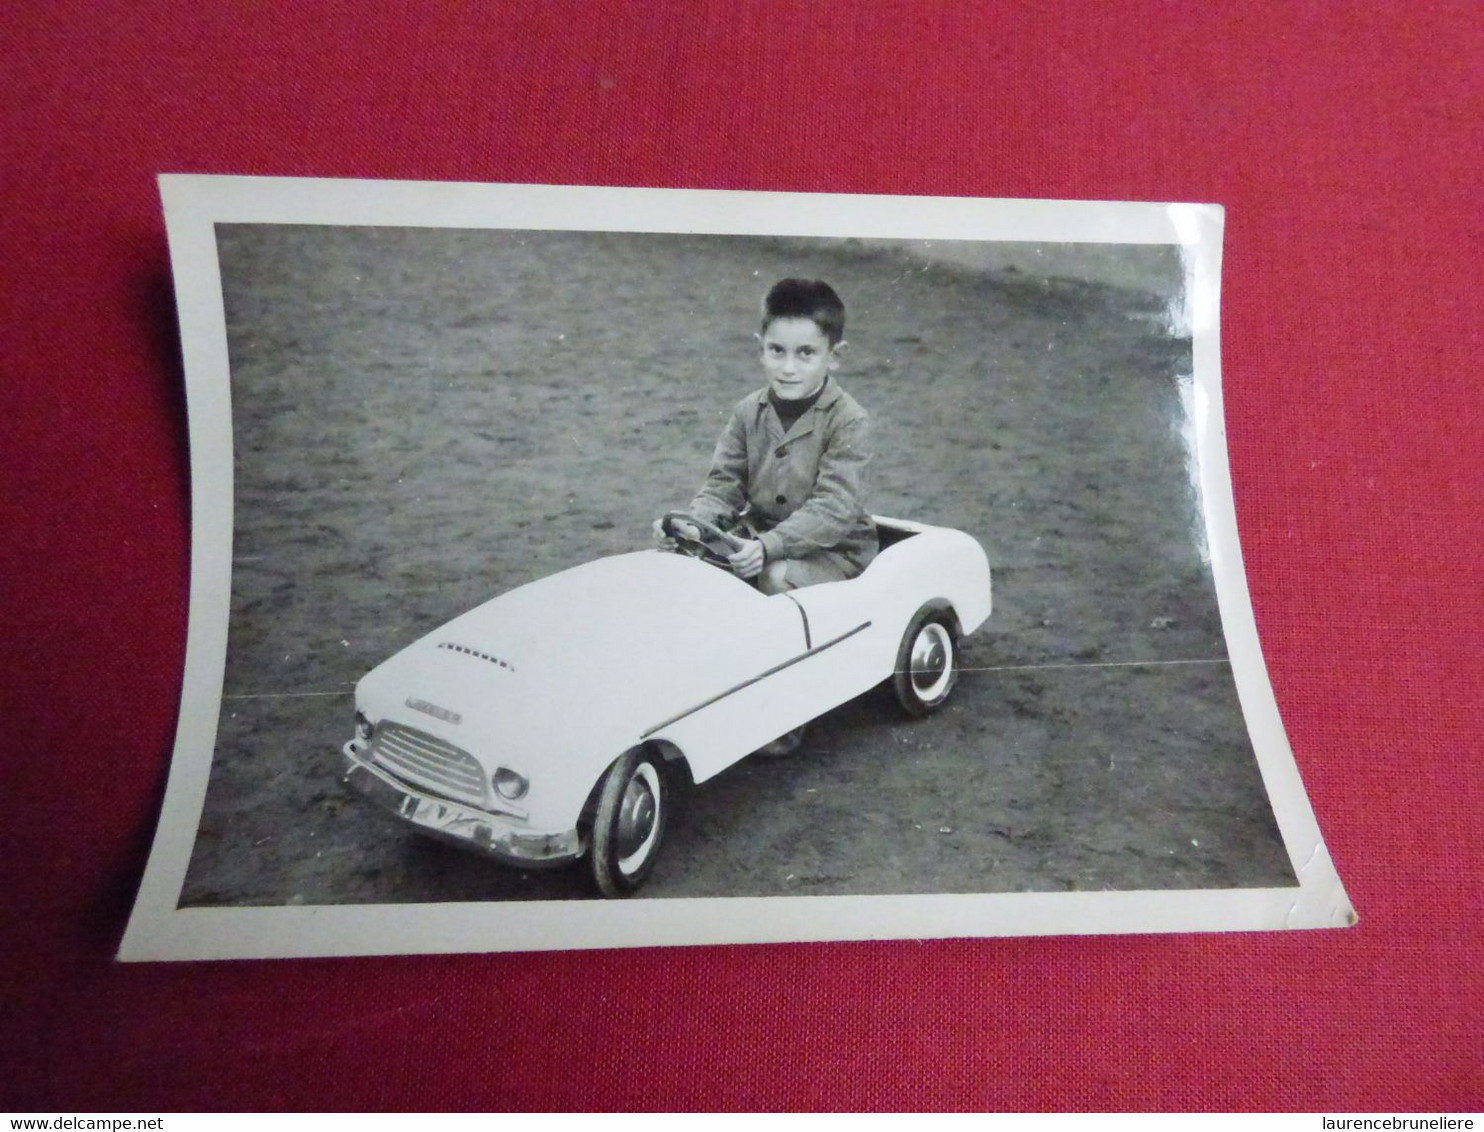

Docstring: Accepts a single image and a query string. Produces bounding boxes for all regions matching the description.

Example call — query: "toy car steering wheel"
[660,511,745,570]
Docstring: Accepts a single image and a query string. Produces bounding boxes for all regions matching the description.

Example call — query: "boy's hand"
[727,538,765,579]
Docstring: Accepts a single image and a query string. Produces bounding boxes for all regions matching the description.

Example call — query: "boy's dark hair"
[762,279,846,345]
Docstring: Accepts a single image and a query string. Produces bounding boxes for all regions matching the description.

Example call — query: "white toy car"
[340,514,991,896]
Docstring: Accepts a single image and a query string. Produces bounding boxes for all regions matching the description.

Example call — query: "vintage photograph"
[122,179,1350,958]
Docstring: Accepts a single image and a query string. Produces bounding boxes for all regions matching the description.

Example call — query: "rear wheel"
[892,606,960,717]
[590,748,667,897]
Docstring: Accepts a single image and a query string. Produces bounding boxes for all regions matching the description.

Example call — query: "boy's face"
[757,316,842,401]
[759,316,842,406]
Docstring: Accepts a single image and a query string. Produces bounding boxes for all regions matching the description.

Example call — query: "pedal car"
[340,514,991,896]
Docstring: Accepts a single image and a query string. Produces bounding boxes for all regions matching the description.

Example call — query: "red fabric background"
[2,1,1479,1112]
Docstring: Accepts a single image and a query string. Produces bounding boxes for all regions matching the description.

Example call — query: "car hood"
[355,550,798,773]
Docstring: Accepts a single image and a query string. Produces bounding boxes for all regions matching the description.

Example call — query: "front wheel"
[892,606,960,717]
[589,748,667,897]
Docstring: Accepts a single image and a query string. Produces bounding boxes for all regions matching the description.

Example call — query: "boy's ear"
[828,339,848,367]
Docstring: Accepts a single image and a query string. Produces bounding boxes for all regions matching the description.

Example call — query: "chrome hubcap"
[909,622,953,700]
[615,763,661,872]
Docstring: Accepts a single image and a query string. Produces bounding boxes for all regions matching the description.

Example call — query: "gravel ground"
[179,224,1292,906]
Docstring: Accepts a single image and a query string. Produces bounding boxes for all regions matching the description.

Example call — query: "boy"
[661,278,878,594]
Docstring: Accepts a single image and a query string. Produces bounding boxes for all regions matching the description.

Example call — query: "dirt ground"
[179,225,1293,906]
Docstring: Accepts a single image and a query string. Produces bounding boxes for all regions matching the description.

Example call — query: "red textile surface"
[1,1,1479,1112]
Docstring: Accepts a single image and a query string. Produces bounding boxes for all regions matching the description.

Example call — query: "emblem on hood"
[405,697,462,725]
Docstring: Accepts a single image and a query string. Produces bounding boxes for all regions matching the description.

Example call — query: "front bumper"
[341,742,584,868]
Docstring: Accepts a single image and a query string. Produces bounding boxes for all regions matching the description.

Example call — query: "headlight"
[355,711,375,741]
[493,767,529,801]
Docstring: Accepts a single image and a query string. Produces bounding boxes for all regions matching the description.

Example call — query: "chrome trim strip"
[783,592,812,650]
[640,620,871,739]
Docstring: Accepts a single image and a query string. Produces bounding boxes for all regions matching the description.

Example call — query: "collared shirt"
[688,378,878,575]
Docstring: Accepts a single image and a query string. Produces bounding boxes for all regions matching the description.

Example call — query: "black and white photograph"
[122,178,1350,959]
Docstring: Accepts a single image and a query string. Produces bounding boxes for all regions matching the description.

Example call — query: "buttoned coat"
[688,378,878,576]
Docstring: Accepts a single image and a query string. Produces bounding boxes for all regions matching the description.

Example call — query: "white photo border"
[119,176,1354,960]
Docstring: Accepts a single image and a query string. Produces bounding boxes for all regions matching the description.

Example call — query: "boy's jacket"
[688,378,879,575]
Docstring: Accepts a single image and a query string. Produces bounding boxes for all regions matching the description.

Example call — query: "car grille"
[369,723,486,807]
